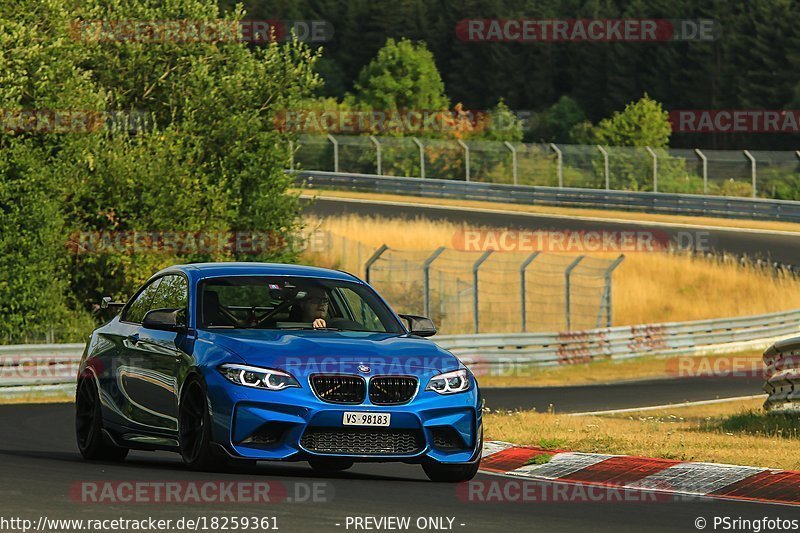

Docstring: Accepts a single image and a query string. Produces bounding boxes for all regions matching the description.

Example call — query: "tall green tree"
[349,38,449,110]
[0,0,321,339]
[593,94,671,147]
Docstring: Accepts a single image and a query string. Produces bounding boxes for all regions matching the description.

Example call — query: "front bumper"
[204,368,483,465]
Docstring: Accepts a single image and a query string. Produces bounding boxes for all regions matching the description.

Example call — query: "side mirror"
[142,308,186,332]
[101,296,126,312]
[399,314,437,337]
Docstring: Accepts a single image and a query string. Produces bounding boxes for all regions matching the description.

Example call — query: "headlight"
[219,364,300,391]
[426,369,470,395]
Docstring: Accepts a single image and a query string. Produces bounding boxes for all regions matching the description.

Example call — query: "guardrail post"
[504,141,518,185]
[327,134,339,172]
[411,137,425,178]
[473,251,493,334]
[564,255,585,331]
[743,150,756,198]
[601,254,625,328]
[695,148,708,194]
[457,139,470,182]
[549,143,563,188]
[597,145,609,189]
[369,135,381,175]
[423,247,446,318]
[364,244,389,284]
[645,146,658,192]
[520,251,541,332]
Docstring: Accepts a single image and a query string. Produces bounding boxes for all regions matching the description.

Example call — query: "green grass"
[525,454,553,466]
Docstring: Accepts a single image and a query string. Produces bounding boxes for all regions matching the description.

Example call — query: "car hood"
[202,329,462,377]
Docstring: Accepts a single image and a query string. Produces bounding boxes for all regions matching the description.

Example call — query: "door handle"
[127,333,140,344]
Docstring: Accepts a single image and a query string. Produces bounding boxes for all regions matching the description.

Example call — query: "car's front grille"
[300,427,423,455]
[310,374,366,404]
[369,376,418,405]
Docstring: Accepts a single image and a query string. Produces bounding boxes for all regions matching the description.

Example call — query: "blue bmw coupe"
[76,263,482,481]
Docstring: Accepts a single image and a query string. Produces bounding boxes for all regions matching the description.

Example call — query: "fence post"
[411,137,425,178]
[327,134,339,173]
[645,146,658,192]
[504,141,518,185]
[423,247,446,318]
[473,251,493,334]
[695,148,708,194]
[602,255,625,328]
[743,150,756,198]
[457,139,470,182]
[369,135,382,175]
[520,251,541,333]
[597,145,609,189]
[550,143,563,188]
[564,255,585,331]
[364,244,389,284]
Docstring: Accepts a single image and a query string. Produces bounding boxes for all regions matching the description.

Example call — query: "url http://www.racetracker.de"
[0,515,280,533]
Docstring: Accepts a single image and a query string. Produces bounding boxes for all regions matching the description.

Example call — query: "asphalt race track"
[2,403,798,532]
[305,196,800,266]
[481,376,765,413]
[6,196,779,530]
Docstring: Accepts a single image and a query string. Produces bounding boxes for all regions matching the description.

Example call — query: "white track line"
[568,394,766,416]
[302,193,800,237]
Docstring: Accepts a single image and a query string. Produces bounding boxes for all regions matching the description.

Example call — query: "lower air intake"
[300,427,423,455]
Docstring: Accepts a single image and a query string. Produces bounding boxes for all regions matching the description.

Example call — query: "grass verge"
[485,397,800,470]
[474,350,764,388]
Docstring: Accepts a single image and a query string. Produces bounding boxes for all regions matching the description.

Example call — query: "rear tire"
[308,458,354,473]
[179,377,217,471]
[75,377,129,461]
[422,461,480,482]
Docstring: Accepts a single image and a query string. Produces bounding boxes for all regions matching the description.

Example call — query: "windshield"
[198,275,403,333]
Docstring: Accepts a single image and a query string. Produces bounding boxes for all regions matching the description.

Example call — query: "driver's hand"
[312,318,327,329]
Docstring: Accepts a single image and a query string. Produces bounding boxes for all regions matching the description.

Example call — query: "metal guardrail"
[0,343,83,387]
[295,170,800,223]
[763,337,800,412]
[3,309,800,395]
[436,308,800,368]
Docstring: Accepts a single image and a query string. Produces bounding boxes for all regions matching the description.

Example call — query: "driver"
[297,286,330,329]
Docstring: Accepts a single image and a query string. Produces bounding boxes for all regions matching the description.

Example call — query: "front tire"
[179,377,217,470]
[422,461,480,482]
[75,377,129,461]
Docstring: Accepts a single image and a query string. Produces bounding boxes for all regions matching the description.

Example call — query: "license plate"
[342,412,391,427]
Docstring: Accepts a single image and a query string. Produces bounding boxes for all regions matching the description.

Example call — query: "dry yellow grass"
[485,398,800,470]
[297,189,800,234]
[474,350,763,388]
[0,391,74,405]
[303,213,800,328]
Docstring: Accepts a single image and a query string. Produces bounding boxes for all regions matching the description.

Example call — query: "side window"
[148,275,189,326]
[338,287,383,331]
[123,278,162,324]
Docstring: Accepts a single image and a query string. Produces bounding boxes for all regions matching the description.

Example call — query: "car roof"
[157,262,362,283]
